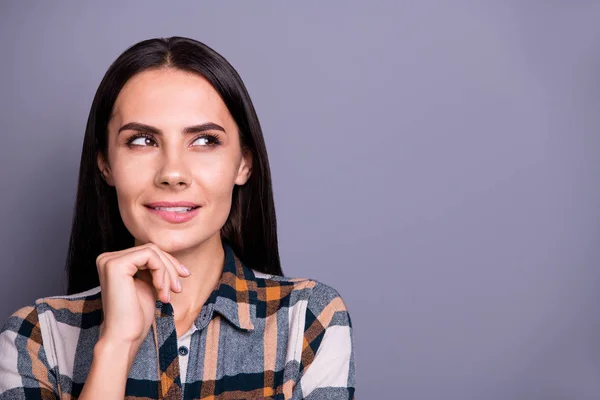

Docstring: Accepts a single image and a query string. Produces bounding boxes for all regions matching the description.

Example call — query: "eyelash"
[125,132,221,148]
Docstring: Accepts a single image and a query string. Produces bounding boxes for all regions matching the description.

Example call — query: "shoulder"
[252,269,346,299]
[2,286,103,341]
[33,286,103,326]
[0,303,58,393]
[0,289,97,395]
[0,304,39,336]
[251,270,351,326]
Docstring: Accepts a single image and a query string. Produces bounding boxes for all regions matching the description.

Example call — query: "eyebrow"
[117,122,226,136]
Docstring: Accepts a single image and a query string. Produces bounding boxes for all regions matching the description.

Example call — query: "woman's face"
[97,68,252,253]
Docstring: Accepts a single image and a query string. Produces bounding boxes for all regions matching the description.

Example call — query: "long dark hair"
[66,36,282,295]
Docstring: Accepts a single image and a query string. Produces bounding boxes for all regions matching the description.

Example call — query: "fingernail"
[167,292,171,302]
[181,265,191,275]
[176,279,182,292]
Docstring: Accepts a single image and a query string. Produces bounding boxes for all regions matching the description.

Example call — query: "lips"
[145,203,201,223]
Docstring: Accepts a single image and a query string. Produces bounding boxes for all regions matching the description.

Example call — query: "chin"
[148,229,218,253]
[153,236,194,252]
[132,231,188,251]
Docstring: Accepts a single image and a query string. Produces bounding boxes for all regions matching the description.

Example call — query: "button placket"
[153,300,182,397]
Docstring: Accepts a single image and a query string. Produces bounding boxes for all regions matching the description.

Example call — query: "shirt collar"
[194,240,257,331]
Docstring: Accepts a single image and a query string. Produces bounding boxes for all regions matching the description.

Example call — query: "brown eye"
[126,133,156,147]
[192,134,221,147]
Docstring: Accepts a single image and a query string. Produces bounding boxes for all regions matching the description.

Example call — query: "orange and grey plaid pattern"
[0,241,355,399]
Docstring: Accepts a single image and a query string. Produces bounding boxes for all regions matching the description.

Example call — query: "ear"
[234,149,253,186]
[97,153,115,186]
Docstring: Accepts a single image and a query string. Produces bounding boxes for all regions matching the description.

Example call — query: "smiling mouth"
[145,206,200,213]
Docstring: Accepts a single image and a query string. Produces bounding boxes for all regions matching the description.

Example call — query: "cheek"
[113,164,149,199]
[111,160,152,222]
[196,164,238,223]
[201,167,236,206]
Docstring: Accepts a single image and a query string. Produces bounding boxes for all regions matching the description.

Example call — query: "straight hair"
[66,36,282,295]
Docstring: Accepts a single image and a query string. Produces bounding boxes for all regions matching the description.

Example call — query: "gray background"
[1,1,599,398]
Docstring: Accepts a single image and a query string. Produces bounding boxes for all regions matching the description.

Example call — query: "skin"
[96,67,252,335]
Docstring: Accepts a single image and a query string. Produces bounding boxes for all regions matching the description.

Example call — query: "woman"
[0,37,355,399]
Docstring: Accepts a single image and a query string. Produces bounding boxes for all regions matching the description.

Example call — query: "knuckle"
[96,252,108,265]
[144,246,161,260]
[146,243,160,253]
[104,258,118,270]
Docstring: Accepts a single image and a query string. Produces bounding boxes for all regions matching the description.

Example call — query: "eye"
[125,132,221,148]
[126,133,157,147]
[193,133,221,147]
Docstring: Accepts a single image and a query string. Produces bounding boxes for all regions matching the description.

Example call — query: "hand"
[95,243,191,350]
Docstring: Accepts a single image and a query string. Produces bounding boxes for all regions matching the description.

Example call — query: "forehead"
[111,68,233,127]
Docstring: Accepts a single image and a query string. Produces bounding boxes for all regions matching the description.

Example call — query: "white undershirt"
[177,324,198,385]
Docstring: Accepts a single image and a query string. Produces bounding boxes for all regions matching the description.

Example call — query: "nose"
[155,150,192,189]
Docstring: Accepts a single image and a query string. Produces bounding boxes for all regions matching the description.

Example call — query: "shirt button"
[178,346,189,356]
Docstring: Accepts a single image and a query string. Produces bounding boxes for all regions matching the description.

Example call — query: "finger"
[141,246,175,302]
[161,267,171,303]
[102,245,165,288]
[119,243,188,282]
[104,243,190,279]
[99,244,179,302]
[99,243,153,265]
[150,247,181,295]
[113,247,170,295]
[162,251,191,277]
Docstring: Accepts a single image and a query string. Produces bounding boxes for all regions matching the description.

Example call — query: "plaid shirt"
[0,242,355,399]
